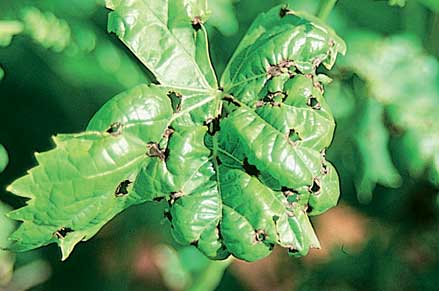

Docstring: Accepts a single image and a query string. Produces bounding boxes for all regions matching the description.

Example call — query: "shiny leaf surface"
[7,2,344,262]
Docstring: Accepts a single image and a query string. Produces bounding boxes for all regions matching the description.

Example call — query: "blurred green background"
[0,0,438,290]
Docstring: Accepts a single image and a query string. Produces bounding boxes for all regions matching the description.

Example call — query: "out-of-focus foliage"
[155,245,231,291]
[0,201,15,285]
[7,0,345,263]
[0,144,8,173]
[326,33,439,201]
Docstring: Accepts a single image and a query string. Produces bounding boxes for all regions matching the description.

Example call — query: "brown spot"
[146,143,166,160]
[307,96,321,110]
[163,127,175,139]
[106,122,123,136]
[308,178,321,194]
[192,16,203,31]
[169,191,184,204]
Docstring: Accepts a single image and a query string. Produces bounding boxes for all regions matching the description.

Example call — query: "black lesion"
[288,129,302,143]
[308,178,321,194]
[222,95,242,107]
[190,240,199,247]
[254,229,266,242]
[307,96,321,110]
[279,6,290,18]
[321,163,329,175]
[169,191,184,204]
[205,117,221,135]
[54,227,73,239]
[191,16,203,31]
[146,142,166,160]
[115,180,132,197]
[243,158,260,177]
[106,122,123,136]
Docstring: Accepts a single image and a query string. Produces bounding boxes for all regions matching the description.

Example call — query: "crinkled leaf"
[8,3,344,262]
[106,0,217,90]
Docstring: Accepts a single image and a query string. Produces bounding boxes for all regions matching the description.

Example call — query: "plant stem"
[316,0,338,21]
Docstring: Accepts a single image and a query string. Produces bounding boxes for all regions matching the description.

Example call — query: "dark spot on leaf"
[288,129,302,143]
[170,191,184,204]
[146,142,166,160]
[288,248,299,255]
[272,215,280,223]
[218,87,224,92]
[106,122,123,136]
[190,240,199,247]
[164,210,172,222]
[243,158,260,176]
[321,163,328,175]
[279,6,290,18]
[268,243,275,250]
[205,117,221,135]
[163,127,175,139]
[309,178,321,194]
[54,227,73,239]
[115,180,132,197]
[306,204,314,213]
[192,16,203,31]
[215,156,222,166]
[282,186,299,196]
[307,96,321,110]
[223,95,241,107]
[255,229,266,242]
[153,197,164,202]
[167,91,182,112]
[320,148,327,159]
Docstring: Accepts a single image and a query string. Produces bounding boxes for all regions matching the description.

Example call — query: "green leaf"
[106,0,217,90]
[207,0,239,36]
[0,144,8,173]
[345,32,439,186]
[8,3,344,262]
[388,0,407,7]
[7,131,147,260]
[354,97,402,201]
[221,6,346,104]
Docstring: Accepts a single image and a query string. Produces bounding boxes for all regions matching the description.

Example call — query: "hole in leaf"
[167,91,182,112]
[115,180,132,197]
[205,117,221,135]
[243,158,260,176]
[146,142,166,160]
[288,129,302,142]
[223,95,241,107]
[321,163,328,175]
[164,210,172,222]
[170,191,184,204]
[309,178,321,194]
[255,230,266,242]
[307,96,321,110]
[288,248,299,255]
[190,240,199,247]
[280,6,289,18]
[106,122,123,136]
[54,227,73,239]
[306,204,314,213]
[191,16,203,31]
